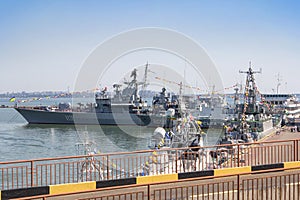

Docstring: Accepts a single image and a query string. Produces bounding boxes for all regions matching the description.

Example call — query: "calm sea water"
[0,97,225,162]
[0,98,157,162]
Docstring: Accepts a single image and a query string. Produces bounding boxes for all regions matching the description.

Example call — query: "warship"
[15,68,180,127]
[222,63,275,143]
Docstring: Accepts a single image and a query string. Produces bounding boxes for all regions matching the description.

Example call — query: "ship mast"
[131,69,139,102]
[142,62,150,91]
[233,86,240,106]
[239,62,262,132]
[275,73,282,94]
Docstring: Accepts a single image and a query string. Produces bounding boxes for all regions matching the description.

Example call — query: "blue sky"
[0,0,299,94]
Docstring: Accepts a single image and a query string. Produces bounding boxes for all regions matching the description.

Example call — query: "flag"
[9,97,16,102]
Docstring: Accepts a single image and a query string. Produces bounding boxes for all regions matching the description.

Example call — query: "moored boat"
[222,64,276,143]
[284,95,300,124]
[14,68,174,127]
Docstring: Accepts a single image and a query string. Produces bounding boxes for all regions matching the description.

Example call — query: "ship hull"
[226,118,275,142]
[15,108,165,127]
[257,119,275,139]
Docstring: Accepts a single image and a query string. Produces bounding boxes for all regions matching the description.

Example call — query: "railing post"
[106,155,110,180]
[296,140,300,161]
[296,140,299,161]
[237,174,240,200]
[31,161,34,187]
[237,143,240,168]
[148,184,151,200]
[294,140,296,162]
[175,149,178,173]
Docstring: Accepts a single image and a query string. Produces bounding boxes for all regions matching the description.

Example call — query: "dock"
[262,126,300,141]
[1,127,300,199]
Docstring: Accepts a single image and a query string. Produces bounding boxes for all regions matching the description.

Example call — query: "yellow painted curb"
[49,181,96,195]
[284,161,300,169]
[0,190,1,200]
[214,166,251,176]
[137,173,178,184]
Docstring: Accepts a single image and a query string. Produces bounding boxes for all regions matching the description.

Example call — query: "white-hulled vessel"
[284,95,300,124]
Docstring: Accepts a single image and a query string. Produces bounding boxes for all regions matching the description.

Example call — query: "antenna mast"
[239,61,262,106]
[239,61,262,133]
[142,62,150,91]
[275,73,282,94]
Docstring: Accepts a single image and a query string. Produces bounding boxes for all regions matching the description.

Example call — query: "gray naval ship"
[15,68,182,127]
[222,64,276,143]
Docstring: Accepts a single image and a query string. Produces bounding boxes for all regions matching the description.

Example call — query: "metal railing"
[16,166,300,200]
[1,138,300,190]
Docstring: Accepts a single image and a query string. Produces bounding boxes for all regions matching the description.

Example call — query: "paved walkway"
[261,126,300,142]
[233,126,300,167]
